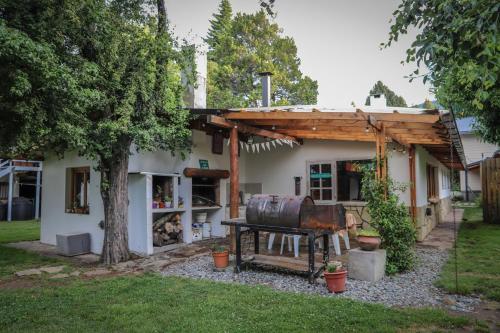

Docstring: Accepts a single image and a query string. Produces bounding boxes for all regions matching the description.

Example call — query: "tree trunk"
[100,146,130,265]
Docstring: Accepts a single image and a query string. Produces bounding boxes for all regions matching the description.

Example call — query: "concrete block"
[348,248,386,282]
[56,233,90,256]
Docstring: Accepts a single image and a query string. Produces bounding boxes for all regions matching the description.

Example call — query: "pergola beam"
[224,111,441,123]
[207,115,298,144]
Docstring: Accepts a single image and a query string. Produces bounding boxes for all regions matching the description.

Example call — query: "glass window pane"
[321,164,331,174]
[322,189,332,201]
[310,164,320,174]
[311,179,320,187]
[311,189,321,200]
[321,177,332,187]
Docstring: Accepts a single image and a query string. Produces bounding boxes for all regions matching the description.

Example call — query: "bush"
[361,164,416,274]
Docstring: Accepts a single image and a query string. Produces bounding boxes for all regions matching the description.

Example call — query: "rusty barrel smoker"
[246,194,345,230]
[246,194,314,228]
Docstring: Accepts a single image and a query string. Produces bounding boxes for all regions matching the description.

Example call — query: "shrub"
[361,164,416,274]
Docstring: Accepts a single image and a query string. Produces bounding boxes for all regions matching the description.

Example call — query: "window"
[337,159,372,201]
[427,165,438,200]
[66,167,90,214]
[441,168,451,190]
[308,162,334,201]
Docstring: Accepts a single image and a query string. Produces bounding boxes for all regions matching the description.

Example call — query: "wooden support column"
[229,126,239,252]
[409,145,417,223]
[375,124,387,181]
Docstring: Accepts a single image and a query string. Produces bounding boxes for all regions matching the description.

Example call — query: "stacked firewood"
[153,213,183,247]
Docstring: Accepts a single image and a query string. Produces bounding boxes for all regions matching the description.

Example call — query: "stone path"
[420,209,464,250]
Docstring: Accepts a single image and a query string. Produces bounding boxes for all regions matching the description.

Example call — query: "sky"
[165,0,433,107]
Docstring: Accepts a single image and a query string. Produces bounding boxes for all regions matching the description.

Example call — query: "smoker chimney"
[259,72,273,107]
[369,93,387,108]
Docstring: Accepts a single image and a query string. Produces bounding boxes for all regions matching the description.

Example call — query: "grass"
[0,220,41,244]
[0,274,473,333]
[0,218,481,332]
[436,206,500,301]
[0,220,61,278]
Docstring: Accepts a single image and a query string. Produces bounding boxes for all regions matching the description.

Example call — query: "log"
[183,168,229,179]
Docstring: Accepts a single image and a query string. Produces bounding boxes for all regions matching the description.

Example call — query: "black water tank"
[0,202,6,221]
[12,197,34,220]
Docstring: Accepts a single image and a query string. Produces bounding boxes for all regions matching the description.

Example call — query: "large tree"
[365,81,407,107]
[0,0,193,264]
[385,0,499,144]
[206,5,318,108]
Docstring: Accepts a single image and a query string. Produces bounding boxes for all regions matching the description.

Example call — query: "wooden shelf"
[192,206,222,211]
[152,208,185,213]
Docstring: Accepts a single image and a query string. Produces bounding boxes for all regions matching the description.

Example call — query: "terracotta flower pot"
[324,270,348,293]
[357,236,381,251]
[212,250,229,268]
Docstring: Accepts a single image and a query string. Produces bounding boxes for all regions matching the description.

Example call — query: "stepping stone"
[50,273,69,279]
[83,268,111,277]
[15,268,42,277]
[69,271,81,277]
[40,266,66,274]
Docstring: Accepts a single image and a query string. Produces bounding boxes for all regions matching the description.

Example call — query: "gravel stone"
[162,246,480,312]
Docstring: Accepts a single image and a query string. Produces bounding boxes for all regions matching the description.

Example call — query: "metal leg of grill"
[322,233,329,264]
[235,225,242,273]
[254,230,260,254]
[308,232,315,284]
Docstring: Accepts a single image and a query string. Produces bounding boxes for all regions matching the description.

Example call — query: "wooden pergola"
[191,106,465,249]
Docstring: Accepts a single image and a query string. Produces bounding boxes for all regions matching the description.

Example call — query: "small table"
[221,218,332,283]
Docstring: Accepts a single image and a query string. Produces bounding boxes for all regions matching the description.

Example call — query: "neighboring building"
[39,57,465,255]
[457,117,499,200]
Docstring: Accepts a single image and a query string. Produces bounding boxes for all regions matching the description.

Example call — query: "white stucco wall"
[414,145,452,207]
[41,152,104,254]
[41,130,453,254]
[461,133,499,164]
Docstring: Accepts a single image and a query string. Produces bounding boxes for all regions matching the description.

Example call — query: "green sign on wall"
[199,159,209,169]
[310,173,331,179]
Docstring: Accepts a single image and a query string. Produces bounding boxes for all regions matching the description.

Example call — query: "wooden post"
[408,145,417,223]
[375,124,387,197]
[229,126,239,252]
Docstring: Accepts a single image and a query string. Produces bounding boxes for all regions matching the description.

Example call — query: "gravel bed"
[161,246,480,312]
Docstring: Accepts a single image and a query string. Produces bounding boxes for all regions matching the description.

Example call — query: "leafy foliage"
[385,0,499,144]
[0,1,195,263]
[365,81,407,107]
[206,3,318,108]
[361,165,416,274]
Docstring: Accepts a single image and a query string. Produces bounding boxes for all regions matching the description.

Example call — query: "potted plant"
[212,245,229,269]
[164,195,172,208]
[356,228,381,251]
[324,262,347,293]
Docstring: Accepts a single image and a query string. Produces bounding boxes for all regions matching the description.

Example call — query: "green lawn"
[436,206,500,301]
[0,220,41,244]
[0,220,61,278]
[0,274,473,333]
[0,219,480,332]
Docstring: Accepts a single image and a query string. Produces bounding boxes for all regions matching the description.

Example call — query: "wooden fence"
[481,157,500,223]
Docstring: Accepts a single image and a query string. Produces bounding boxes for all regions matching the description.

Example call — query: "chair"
[267,233,301,258]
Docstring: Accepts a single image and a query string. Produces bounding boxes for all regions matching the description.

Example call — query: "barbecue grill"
[222,194,346,283]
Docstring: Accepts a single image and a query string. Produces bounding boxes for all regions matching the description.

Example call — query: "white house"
[457,117,499,200]
[40,61,465,255]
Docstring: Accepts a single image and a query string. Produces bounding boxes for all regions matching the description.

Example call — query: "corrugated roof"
[228,105,443,115]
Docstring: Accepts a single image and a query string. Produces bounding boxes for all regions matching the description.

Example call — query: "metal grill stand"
[222,218,331,283]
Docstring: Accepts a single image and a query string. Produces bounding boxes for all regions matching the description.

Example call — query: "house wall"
[41,152,104,254]
[41,131,454,253]
[413,146,452,240]
[459,133,499,198]
[41,130,240,254]
[460,168,481,192]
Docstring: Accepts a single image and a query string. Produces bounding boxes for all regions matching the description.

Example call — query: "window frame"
[306,160,335,203]
[427,164,439,200]
[66,166,90,214]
